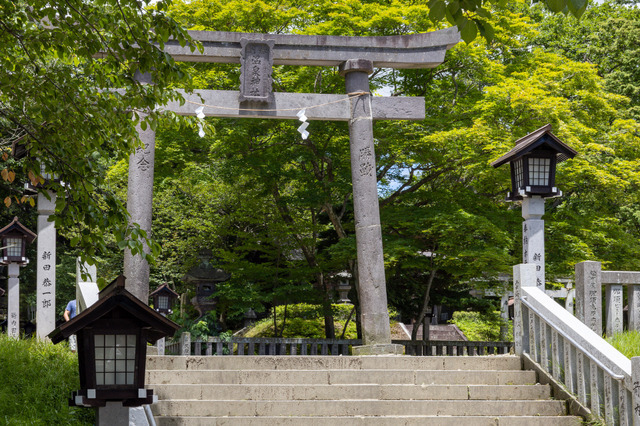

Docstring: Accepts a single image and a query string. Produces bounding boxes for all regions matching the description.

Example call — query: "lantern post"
[491,124,577,290]
[0,217,36,338]
[49,275,179,425]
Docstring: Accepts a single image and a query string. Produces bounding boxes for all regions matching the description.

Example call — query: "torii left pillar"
[123,71,155,303]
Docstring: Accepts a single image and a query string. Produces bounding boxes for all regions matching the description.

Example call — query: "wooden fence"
[164,333,513,356]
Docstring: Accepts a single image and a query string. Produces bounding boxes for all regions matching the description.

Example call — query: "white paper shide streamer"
[297,109,309,140]
[195,106,205,138]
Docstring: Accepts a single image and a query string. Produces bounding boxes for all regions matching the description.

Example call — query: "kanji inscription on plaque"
[239,39,275,103]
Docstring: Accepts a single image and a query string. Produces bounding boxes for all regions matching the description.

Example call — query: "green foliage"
[606,331,640,359]
[425,0,587,44]
[170,310,219,340]
[0,336,94,424]
[0,0,200,275]
[245,304,358,339]
[451,310,513,341]
[531,0,640,119]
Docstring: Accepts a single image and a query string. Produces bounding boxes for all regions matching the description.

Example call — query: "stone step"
[147,355,522,371]
[147,368,537,385]
[155,415,583,426]
[150,383,552,401]
[151,399,567,417]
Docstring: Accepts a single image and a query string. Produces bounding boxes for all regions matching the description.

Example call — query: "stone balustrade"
[574,261,640,337]
[165,333,513,357]
[514,263,640,424]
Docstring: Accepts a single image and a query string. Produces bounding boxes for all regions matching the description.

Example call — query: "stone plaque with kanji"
[239,39,274,103]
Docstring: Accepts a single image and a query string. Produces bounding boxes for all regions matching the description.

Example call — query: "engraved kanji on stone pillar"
[522,197,545,290]
[36,190,56,339]
[239,39,274,103]
[575,261,602,335]
[123,70,155,303]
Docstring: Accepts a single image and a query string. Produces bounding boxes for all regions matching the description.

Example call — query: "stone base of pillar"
[97,402,151,426]
[352,343,404,356]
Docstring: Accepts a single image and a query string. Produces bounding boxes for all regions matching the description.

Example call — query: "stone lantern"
[491,124,577,289]
[334,271,352,304]
[185,251,230,319]
[0,217,36,338]
[243,308,257,328]
[48,275,179,411]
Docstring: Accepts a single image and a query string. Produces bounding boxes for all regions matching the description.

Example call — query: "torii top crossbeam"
[163,27,460,68]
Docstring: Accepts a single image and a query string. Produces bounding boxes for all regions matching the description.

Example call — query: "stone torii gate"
[125,28,459,353]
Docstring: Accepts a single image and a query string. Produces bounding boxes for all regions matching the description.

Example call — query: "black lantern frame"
[49,275,179,407]
[149,283,179,315]
[491,124,577,201]
[0,217,36,265]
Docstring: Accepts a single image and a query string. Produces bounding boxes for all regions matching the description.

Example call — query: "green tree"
[530,0,640,118]
[0,0,198,274]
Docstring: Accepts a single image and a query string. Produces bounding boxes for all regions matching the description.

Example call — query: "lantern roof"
[48,275,179,344]
[0,217,37,243]
[491,124,578,168]
[149,282,179,299]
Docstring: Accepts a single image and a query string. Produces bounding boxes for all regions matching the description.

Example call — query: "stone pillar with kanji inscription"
[631,357,640,424]
[123,72,155,303]
[522,196,545,290]
[606,283,624,336]
[575,261,602,335]
[7,263,20,338]
[36,190,57,339]
[339,59,402,355]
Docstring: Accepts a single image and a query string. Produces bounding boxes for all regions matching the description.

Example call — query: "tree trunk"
[272,305,278,338]
[319,272,336,338]
[411,267,437,341]
[340,305,356,339]
[281,303,288,338]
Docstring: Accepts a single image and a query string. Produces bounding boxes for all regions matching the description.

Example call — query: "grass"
[606,330,640,358]
[450,310,513,341]
[0,335,95,425]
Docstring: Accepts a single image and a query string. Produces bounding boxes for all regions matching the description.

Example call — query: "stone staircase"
[146,355,582,425]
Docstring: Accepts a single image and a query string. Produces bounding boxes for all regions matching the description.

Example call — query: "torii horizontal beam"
[158,28,460,69]
[166,90,425,121]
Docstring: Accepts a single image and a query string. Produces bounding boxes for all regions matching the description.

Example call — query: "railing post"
[606,284,624,336]
[180,332,191,356]
[631,357,640,425]
[500,289,510,341]
[157,337,165,356]
[575,261,602,335]
[565,287,575,315]
[513,264,537,356]
[630,285,640,332]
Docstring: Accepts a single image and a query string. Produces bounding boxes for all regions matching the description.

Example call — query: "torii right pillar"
[340,59,402,355]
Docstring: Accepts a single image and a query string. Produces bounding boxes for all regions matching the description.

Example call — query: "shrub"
[450,311,513,342]
[244,303,359,338]
[0,335,94,424]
